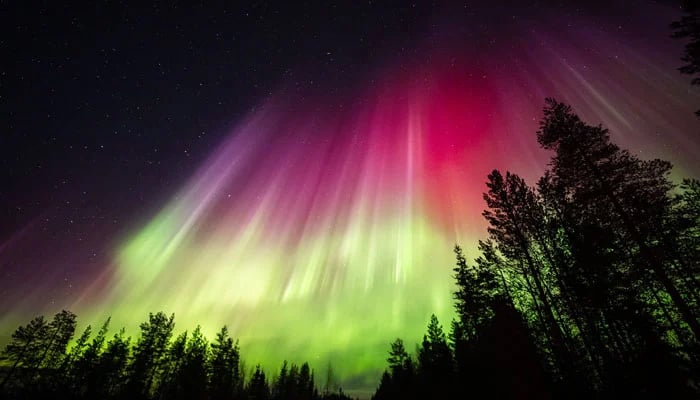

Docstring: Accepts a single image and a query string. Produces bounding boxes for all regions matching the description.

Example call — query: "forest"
[2,99,699,399]
[373,99,700,399]
[2,3,700,400]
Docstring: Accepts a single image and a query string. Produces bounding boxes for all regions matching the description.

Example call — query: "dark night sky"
[1,0,687,244]
[1,1,698,393]
[3,2,431,239]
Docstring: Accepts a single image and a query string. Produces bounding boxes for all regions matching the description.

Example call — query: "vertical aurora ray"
[97,53,697,387]
[1,4,699,394]
[95,74,509,386]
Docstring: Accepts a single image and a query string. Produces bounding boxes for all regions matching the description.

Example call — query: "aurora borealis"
[2,1,700,394]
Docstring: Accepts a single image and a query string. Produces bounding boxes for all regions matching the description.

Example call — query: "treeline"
[2,99,699,400]
[0,310,353,400]
[373,99,700,399]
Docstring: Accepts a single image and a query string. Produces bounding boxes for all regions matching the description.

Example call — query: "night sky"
[2,0,699,394]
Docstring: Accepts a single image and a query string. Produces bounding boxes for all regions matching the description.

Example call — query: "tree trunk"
[584,155,700,339]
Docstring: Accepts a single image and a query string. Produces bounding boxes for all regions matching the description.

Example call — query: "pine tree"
[0,316,48,390]
[64,323,92,387]
[126,312,175,399]
[386,338,412,378]
[157,330,187,399]
[417,315,453,398]
[95,329,131,398]
[372,371,393,400]
[272,360,289,400]
[298,362,314,400]
[452,244,499,340]
[179,325,208,400]
[248,365,270,400]
[72,317,110,396]
[669,179,700,307]
[29,310,77,389]
[44,310,78,369]
[537,99,700,340]
[373,339,416,400]
[210,325,242,400]
[671,0,700,116]
[483,169,575,381]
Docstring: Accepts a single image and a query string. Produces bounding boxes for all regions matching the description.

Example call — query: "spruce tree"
[248,365,270,400]
[210,325,241,400]
[179,326,208,400]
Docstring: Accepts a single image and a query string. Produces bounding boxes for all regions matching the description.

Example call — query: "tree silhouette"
[70,317,110,397]
[474,298,552,399]
[386,339,412,379]
[63,322,92,393]
[538,98,699,341]
[373,338,417,400]
[177,326,208,400]
[125,312,175,399]
[0,315,48,391]
[2,99,699,400]
[483,169,576,383]
[452,245,498,340]
[370,99,699,399]
[156,330,187,399]
[671,0,700,116]
[41,310,77,371]
[416,315,453,399]
[93,328,131,399]
[247,365,270,400]
[0,311,356,400]
[210,325,242,400]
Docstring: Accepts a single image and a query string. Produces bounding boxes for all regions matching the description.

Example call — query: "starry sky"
[2,0,699,394]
